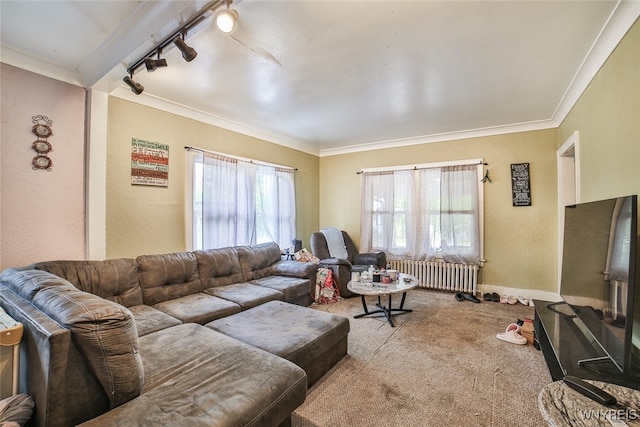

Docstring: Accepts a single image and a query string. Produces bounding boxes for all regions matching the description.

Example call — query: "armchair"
[310,230,386,297]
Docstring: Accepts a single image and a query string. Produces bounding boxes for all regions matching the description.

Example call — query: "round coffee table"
[347,273,418,327]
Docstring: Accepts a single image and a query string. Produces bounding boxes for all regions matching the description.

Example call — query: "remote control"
[563,375,617,406]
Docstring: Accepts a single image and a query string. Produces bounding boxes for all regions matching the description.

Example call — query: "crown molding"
[110,86,321,156]
[551,0,640,124]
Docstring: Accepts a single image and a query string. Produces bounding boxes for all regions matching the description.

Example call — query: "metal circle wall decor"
[31,115,53,171]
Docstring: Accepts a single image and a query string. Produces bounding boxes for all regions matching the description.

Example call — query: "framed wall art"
[131,138,169,187]
[511,163,531,206]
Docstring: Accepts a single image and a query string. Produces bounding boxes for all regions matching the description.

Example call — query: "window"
[186,149,296,250]
[360,160,484,265]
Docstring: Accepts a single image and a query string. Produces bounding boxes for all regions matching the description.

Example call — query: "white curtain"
[439,165,480,264]
[188,150,296,250]
[361,163,481,264]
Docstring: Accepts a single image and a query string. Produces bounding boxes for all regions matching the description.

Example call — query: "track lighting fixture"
[124,0,240,93]
[123,75,144,95]
[215,1,239,34]
[173,36,197,62]
[144,57,168,72]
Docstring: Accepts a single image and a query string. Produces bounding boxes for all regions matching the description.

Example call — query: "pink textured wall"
[1,64,86,269]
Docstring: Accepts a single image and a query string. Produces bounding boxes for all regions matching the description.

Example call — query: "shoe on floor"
[507,295,517,305]
[455,292,464,302]
[505,323,521,333]
[483,293,492,301]
[463,293,480,303]
[491,292,500,302]
[500,295,509,304]
[517,296,530,306]
[496,329,527,345]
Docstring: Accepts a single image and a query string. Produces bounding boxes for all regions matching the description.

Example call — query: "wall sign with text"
[131,138,169,187]
[511,163,531,206]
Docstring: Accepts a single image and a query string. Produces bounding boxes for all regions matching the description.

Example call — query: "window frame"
[360,158,485,265]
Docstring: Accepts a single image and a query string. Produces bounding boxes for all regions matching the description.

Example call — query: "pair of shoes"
[496,323,527,345]
[455,292,480,303]
[484,292,500,302]
[517,296,530,306]
[499,295,517,304]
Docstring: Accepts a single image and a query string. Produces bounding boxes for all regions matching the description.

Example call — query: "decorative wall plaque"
[131,138,169,187]
[31,115,53,171]
[511,163,531,206]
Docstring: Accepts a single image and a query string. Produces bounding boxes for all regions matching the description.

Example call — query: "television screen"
[560,195,639,374]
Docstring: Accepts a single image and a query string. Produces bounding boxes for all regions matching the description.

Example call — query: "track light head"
[144,57,168,72]
[215,7,239,34]
[173,36,197,62]
[123,75,144,95]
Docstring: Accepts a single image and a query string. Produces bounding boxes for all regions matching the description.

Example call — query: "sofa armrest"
[271,260,318,280]
[353,252,386,268]
[0,283,110,427]
[318,258,352,267]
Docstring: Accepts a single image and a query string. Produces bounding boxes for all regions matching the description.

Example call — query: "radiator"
[388,259,478,294]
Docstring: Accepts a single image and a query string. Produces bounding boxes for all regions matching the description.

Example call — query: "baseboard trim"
[477,284,562,305]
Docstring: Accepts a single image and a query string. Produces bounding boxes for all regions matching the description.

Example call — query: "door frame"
[557,130,580,291]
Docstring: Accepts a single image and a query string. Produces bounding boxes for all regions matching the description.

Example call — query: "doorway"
[557,130,580,291]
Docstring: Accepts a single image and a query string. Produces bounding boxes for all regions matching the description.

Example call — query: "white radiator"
[388,259,478,294]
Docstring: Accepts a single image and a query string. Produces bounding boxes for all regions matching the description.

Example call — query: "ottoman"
[206,300,350,387]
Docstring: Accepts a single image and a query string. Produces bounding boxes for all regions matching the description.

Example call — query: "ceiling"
[1,1,639,156]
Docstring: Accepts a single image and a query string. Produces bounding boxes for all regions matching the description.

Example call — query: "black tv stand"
[533,299,640,390]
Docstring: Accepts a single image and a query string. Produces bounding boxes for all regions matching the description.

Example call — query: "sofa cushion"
[127,304,182,337]
[194,247,245,288]
[136,252,201,305]
[31,258,143,307]
[1,268,143,409]
[207,300,350,387]
[204,282,282,310]
[79,324,307,427]
[250,275,312,302]
[236,242,282,281]
[152,292,241,324]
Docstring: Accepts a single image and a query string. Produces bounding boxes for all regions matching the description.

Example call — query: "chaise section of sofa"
[79,323,307,427]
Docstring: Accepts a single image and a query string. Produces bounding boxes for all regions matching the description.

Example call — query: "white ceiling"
[1,1,639,156]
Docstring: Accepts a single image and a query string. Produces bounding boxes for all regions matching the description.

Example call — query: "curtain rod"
[184,146,297,171]
[356,159,487,174]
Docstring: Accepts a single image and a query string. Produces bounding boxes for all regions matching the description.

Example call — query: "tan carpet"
[292,289,553,427]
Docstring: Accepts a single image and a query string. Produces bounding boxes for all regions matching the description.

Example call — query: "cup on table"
[387,269,398,281]
[351,271,360,282]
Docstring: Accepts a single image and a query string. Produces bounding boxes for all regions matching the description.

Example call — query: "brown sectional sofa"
[0,242,350,427]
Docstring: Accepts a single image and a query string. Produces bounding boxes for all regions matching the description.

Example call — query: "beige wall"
[558,18,640,203]
[319,129,559,292]
[0,64,86,269]
[106,97,319,258]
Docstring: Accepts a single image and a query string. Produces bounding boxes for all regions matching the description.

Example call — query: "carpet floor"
[292,288,553,427]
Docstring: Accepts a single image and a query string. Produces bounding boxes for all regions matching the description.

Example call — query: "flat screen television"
[560,195,640,381]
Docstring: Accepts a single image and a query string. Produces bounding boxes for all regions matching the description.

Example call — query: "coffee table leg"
[399,291,407,309]
[359,295,369,315]
[353,291,413,327]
